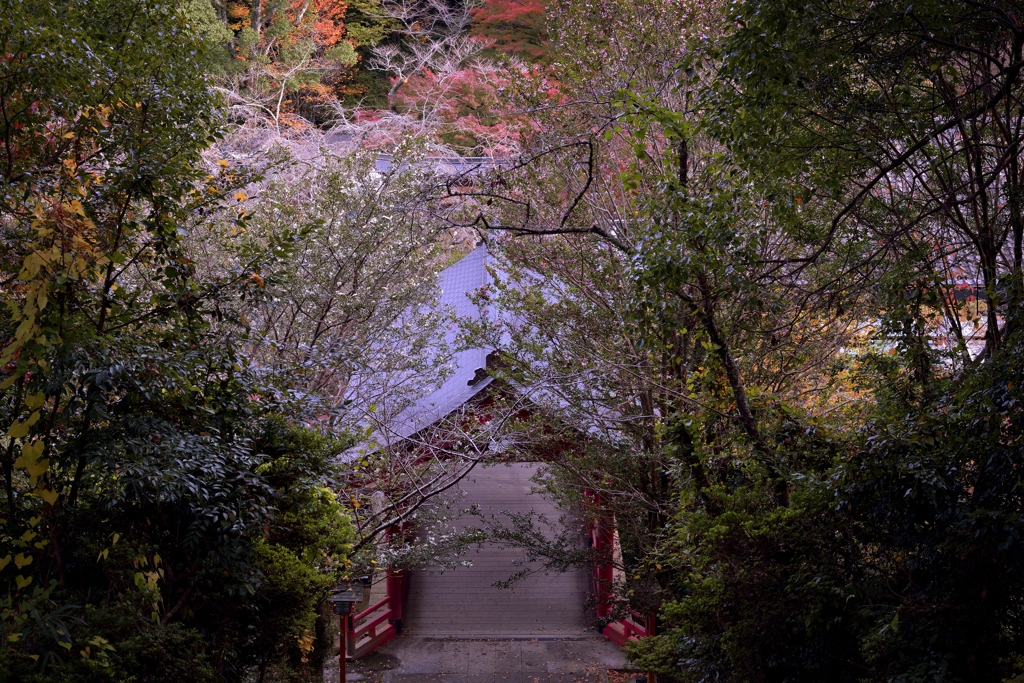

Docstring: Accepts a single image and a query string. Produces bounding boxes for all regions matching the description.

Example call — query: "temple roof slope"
[391,245,495,438]
[344,245,498,456]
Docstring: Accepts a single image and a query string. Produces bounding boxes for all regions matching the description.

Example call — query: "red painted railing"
[346,596,395,658]
[602,611,655,647]
[344,569,406,659]
[584,490,656,647]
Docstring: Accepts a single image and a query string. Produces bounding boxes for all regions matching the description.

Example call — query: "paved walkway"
[324,464,632,683]
[402,463,591,638]
[377,636,628,683]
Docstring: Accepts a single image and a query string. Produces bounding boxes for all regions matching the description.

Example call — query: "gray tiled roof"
[393,245,495,435]
[373,155,507,175]
[343,245,496,457]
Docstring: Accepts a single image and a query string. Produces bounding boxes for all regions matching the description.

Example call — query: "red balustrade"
[602,611,656,647]
[584,490,656,648]
[343,569,406,660]
[346,596,396,658]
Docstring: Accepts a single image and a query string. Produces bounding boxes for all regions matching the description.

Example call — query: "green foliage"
[594,2,1024,680]
[113,623,218,683]
[470,0,550,62]
[206,0,395,125]
[181,0,235,71]
[344,0,395,48]
[630,332,1024,682]
[0,595,218,683]
[470,1,1024,681]
[0,1,354,680]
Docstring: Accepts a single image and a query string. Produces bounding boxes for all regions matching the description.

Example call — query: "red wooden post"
[385,523,410,634]
[387,569,405,632]
[339,604,351,683]
[585,490,615,620]
[596,514,615,618]
[344,605,356,662]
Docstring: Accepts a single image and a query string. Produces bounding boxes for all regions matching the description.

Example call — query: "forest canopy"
[2,0,1024,682]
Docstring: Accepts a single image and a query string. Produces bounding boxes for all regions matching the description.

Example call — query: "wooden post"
[645,609,657,683]
[584,490,615,620]
[344,604,356,662]
[339,607,348,683]
[385,522,411,634]
[596,509,615,619]
[387,569,405,632]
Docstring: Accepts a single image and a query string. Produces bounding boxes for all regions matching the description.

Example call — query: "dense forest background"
[2,0,1024,682]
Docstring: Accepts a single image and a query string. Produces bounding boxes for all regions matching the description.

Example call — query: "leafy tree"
[470,0,549,61]
[212,0,393,126]
[0,2,352,681]
[712,0,1024,365]
[449,1,1024,682]
[619,1,1024,681]
[225,143,451,421]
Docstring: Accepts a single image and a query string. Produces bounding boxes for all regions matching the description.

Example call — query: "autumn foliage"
[470,0,549,59]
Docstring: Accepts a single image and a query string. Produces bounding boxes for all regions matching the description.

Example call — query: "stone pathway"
[377,636,628,683]
[403,463,591,638]
[323,464,634,683]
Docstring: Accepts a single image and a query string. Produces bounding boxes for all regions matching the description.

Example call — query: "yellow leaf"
[62,131,75,139]
[15,574,32,589]
[20,530,37,542]
[15,440,44,467]
[217,159,229,167]
[14,553,32,569]
[234,191,248,202]
[112,533,120,545]
[58,640,72,650]
[19,251,44,280]
[0,555,11,571]
[27,458,49,484]
[24,393,46,409]
[37,488,58,505]
[28,516,40,527]
[7,633,21,642]
[7,422,29,438]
